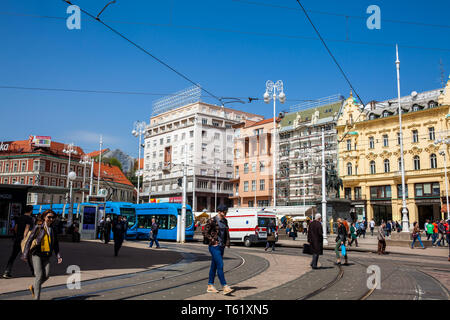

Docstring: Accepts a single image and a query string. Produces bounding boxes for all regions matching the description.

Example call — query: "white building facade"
[141,101,263,212]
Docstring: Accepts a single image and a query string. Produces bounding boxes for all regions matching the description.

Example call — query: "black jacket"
[336,224,347,243]
[307,220,323,255]
[22,223,60,259]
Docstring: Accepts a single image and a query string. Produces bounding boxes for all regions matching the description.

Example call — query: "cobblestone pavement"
[0,239,448,300]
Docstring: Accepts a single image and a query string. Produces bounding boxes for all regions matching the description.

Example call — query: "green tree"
[126,159,139,188]
[103,157,123,172]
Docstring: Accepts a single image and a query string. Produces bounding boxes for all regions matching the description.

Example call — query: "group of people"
[424,219,448,247]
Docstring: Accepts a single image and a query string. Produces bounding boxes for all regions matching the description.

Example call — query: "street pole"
[321,128,328,245]
[444,151,450,221]
[89,158,94,197]
[97,135,103,195]
[396,45,409,232]
[82,161,86,202]
[254,161,257,207]
[215,167,218,213]
[181,149,187,243]
[193,115,197,213]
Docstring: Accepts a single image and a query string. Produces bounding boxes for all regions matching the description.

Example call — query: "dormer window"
[428,101,437,108]
[382,111,389,117]
[369,114,377,120]
[412,104,420,112]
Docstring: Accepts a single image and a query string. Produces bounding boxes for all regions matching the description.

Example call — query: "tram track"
[54,246,259,300]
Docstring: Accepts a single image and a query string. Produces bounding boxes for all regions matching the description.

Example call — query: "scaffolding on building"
[151,86,202,117]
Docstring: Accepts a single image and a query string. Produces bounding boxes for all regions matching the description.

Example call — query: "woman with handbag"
[265,220,277,252]
[410,221,425,249]
[21,210,62,300]
[335,218,348,265]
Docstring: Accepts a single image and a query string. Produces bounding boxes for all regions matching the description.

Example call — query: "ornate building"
[337,80,450,226]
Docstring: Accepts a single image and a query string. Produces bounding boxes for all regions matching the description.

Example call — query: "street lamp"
[63,143,77,188]
[79,155,91,203]
[264,80,286,212]
[395,45,409,232]
[435,138,450,220]
[132,121,146,204]
[68,171,77,226]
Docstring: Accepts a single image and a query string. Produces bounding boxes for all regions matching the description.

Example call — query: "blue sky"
[1,0,449,158]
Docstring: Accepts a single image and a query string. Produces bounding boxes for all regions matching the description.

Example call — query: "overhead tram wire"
[2,11,450,52]
[60,1,223,106]
[295,0,368,144]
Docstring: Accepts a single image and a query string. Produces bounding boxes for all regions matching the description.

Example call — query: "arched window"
[428,101,437,108]
[412,104,420,111]
[413,156,420,170]
[430,154,437,169]
[369,114,377,120]
[384,159,390,173]
[347,162,352,176]
[370,161,376,174]
[383,111,389,117]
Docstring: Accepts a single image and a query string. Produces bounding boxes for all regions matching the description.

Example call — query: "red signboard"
[169,197,182,203]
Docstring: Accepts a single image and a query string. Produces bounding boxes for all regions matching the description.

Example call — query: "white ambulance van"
[227,208,278,247]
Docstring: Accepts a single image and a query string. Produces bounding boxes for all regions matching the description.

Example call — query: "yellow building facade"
[337,79,450,227]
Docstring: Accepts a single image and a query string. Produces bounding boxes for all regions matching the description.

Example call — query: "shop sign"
[0,142,10,151]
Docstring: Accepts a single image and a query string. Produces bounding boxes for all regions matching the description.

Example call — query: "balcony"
[342,195,367,201]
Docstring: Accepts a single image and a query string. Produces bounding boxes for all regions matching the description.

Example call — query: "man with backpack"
[2,205,35,279]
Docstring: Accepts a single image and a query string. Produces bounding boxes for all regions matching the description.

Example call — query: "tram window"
[137,215,175,230]
[168,215,177,229]
[178,209,193,228]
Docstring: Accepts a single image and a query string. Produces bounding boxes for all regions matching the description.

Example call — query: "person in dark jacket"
[264,220,277,252]
[149,217,160,248]
[21,210,62,300]
[112,216,126,256]
[2,205,35,279]
[104,215,112,244]
[335,218,348,265]
[307,214,323,269]
[203,204,234,295]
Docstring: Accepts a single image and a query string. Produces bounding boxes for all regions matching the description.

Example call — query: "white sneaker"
[207,285,219,293]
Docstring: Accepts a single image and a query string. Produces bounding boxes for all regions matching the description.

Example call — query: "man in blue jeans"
[148,217,160,248]
[203,204,234,295]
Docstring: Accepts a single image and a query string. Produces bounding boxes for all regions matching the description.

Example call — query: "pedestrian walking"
[432,220,439,247]
[289,223,298,240]
[370,219,375,236]
[424,219,429,238]
[426,219,434,241]
[265,220,277,252]
[335,218,348,265]
[361,219,367,238]
[386,221,392,237]
[21,210,62,300]
[446,219,450,261]
[203,204,234,295]
[411,222,425,249]
[98,217,105,241]
[149,217,160,248]
[307,214,323,269]
[112,216,126,256]
[377,222,387,255]
[396,221,402,232]
[2,205,35,279]
[303,221,308,235]
[348,222,358,247]
[437,219,446,247]
[104,215,112,244]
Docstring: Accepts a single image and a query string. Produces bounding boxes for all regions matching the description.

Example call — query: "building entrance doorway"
[372,205,392,225]
[418,205,434,228]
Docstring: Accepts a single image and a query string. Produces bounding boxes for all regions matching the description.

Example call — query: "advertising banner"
[31,135,51,147]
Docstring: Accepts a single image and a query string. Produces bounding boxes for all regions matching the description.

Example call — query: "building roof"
[245,118,274,128]
[1,140,85,158]
[364,88,442,120]
[93,162,134,187]
[86,149,110,158]
[279,101,343,129]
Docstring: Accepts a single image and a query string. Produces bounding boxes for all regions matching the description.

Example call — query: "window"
[354,187,361,199]
[370,160,376,174]
[202,118,208,125]
[174,134,178,142]
[430,154,437,169]
[181,132,186,140]
[428,101,437,108]
[5,163,10,172]
[413,155,420,170]
[383,134,389,147]
[190,131,194,138]
[346,139,351,151]
[384,159,390,173]
[160,138,163,145]
[347,162,352,175]
[252,162,256,172]
[244,163,249,174]
[412,130,419,143]
[382,110,389,117]
[252,180,256,191]
[428,127,435,141]
[370,185,392,199]
[344,188,351,200]
[369,114,377,120]
[214,133,220,140]
[22,162,27,172]
[260,179,265,190]
[412,104,420,111]
[397,132,401,145]
[398,158,402,171]
[369,137,375,149]
[212,121,220,127]
[244,181,249,192]
[153,151,156,158]
[397,184,408,199]
[235,166,239,176]
[415,182,440,197]
[13,163,17,172]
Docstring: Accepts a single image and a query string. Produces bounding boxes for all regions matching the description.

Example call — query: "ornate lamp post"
[79,155,91,203]
[132,121,146,204]
[68,171,77,226]
[264,80,286,212]
[435,138,450,220]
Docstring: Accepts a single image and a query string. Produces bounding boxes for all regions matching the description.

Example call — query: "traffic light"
[177,178,182,187]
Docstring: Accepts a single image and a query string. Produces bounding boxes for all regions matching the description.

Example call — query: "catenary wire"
[60,0,223,106]
[2,11,450,52]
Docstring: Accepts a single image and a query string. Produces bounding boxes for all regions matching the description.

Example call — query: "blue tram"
[131,203,194,241]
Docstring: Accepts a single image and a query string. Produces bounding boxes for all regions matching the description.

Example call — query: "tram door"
[80,204,98,240]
